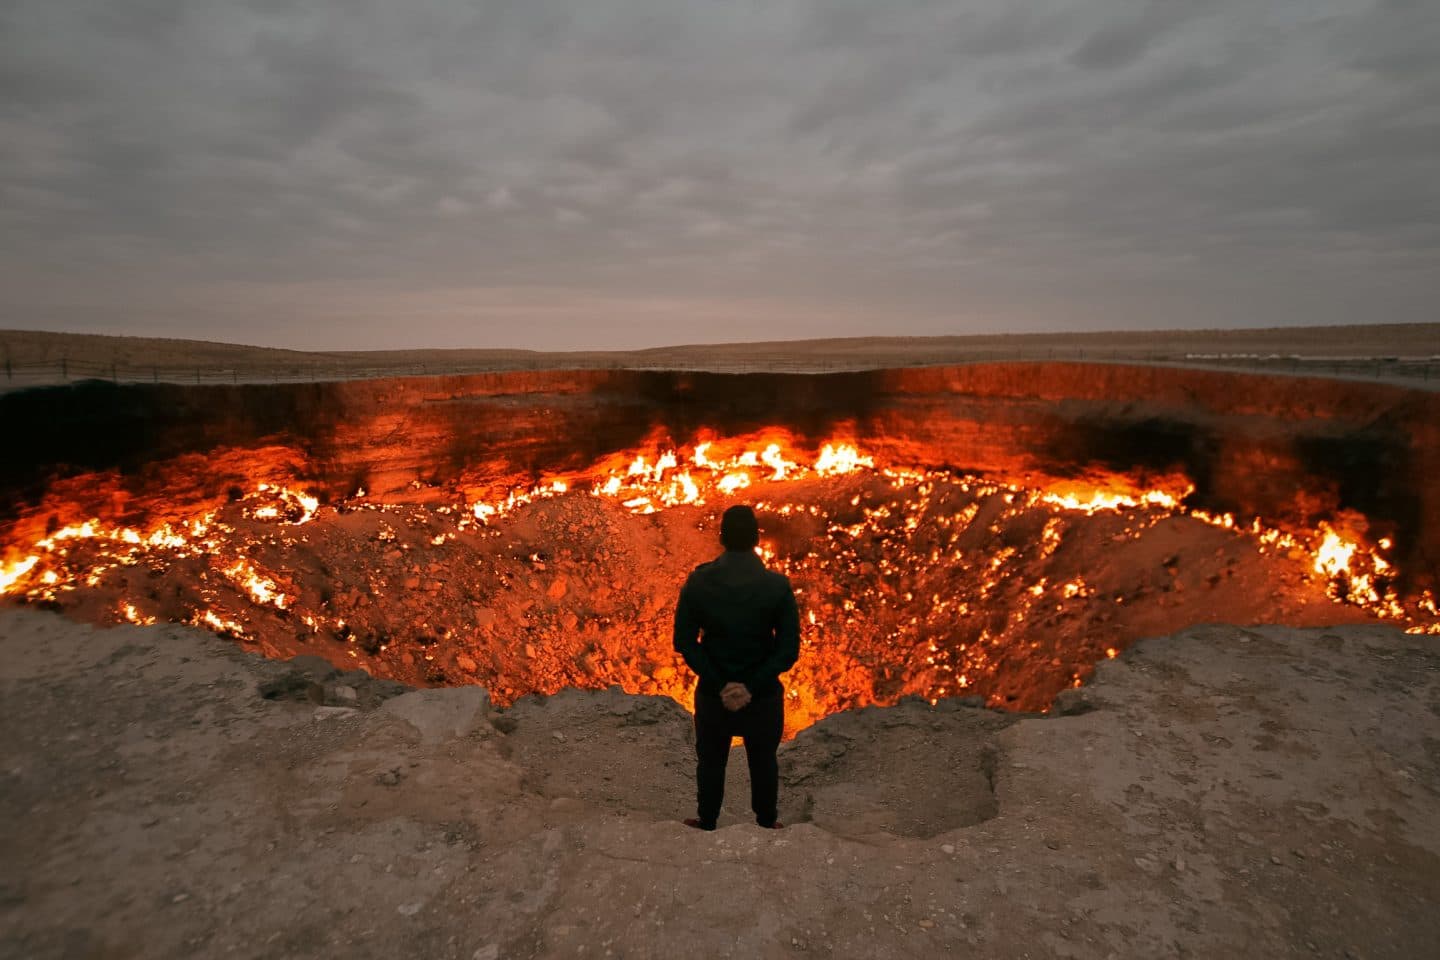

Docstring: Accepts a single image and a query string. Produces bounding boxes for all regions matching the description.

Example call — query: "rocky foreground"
[1,609,1437,960]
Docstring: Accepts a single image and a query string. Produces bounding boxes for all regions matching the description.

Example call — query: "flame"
[586,437,877,511]
[1313,524,1357,580]
[814,443,874,476]
[717,472,751,495]
[1,556,39,593]
[224,559,289,609]
[251,484,319,524]
[120,602,156,625]
[760,444,797,481]
[192,609,246,637]
[1039,484,1190,514]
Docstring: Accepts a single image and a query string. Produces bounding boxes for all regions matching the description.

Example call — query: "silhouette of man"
[673,504,800,830]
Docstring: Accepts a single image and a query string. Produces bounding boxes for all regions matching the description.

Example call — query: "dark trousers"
[693,688,784,828]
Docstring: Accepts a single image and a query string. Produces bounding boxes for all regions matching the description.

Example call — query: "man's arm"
[673,581,721,685]
[741,580,801,695]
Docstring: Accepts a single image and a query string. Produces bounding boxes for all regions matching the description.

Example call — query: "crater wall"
[4,364,1436,591]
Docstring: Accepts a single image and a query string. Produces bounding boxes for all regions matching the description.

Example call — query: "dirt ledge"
[1,608,1436,959]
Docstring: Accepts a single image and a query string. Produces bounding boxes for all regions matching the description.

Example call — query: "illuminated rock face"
[0,364,1436,734]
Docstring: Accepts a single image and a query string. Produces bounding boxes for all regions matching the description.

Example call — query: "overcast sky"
[1,0,1436,351]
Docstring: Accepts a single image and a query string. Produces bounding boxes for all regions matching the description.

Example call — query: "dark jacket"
[673,550,800,698]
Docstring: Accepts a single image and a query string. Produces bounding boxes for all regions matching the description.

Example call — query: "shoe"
[683,818,716,831]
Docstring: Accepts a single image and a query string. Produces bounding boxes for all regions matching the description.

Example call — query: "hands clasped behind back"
[720,681,752,711]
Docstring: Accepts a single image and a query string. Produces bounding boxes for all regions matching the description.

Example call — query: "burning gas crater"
[2,432,1435,735]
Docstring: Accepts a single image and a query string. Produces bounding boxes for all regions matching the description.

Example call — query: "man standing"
[673,505,800,831]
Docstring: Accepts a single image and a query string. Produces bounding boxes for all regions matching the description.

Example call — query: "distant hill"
[1,322,1436,387]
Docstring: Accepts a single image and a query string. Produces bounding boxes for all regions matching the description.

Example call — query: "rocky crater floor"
[1,608,1437,959]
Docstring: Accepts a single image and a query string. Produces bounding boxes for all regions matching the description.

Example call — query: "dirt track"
[2,608,1436,959]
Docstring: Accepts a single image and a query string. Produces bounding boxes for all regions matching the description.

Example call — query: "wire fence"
[1,351,1437,392]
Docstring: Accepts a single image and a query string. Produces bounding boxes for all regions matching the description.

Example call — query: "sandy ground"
[2,607,1436,959]
[2,324,1436,387]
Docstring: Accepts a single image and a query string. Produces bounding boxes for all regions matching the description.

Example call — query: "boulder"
[380,686,493,743]
[257,656,339,700]
[1051,687,1094,716]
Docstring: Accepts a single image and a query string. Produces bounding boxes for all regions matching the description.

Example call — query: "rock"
[313,706,358,721]
[257,657,339,700]
[375,767,404,787]
[397,902,421,917]
[552,731,566,742]
[475,608,497,628]
[1051,688,1093,716]
[403,576,421,590]
[327,684,358,705]
[456,654,478,673]
[380,687,492,744]
[652,665,676,682]
[941,844,955,855]
[289,656,340,681]
[473,947,499,960]
[547,577,568,600]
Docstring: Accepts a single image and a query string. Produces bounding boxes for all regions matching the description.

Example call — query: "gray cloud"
[0,0,1436,350]
[1069,0,1211,70]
